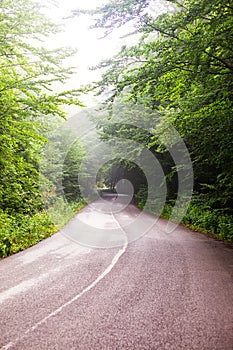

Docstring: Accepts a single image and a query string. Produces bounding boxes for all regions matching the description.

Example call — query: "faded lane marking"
[0,272,51,304]
[1,211,128,350]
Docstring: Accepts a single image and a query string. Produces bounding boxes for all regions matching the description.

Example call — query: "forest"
[0,0,232,257]
[0,0,85,257]
[83,0,233,241]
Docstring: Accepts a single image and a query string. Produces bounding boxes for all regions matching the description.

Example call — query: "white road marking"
[0,272,51,304]
[1,208,128,350]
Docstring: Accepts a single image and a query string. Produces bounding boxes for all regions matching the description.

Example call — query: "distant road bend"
[0,198,233,349]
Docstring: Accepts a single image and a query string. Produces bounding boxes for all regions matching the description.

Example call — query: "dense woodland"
[0,0,84,257]
[82,0,233,240]
[0,0,232,257]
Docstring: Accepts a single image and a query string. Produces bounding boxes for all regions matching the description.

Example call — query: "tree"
[0,0,83,214]
[72,0,233,238]
[0,0,88,257]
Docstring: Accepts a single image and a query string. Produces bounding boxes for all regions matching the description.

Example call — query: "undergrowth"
[0,198,86,259]
[135,189,233,242]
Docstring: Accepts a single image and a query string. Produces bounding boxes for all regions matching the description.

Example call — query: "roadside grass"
[181,205,233,242]
[135,193,233,242]
[2,193,232,259]
[0,198,87,259]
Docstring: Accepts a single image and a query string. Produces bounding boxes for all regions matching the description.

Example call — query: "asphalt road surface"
[0,200,233,349]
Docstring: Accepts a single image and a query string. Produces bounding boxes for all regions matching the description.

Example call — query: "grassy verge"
[135,193,233,242]
[0,198,87,259]
[181,205,232,241]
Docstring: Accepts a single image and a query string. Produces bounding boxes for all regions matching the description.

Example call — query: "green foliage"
[135,185,148,209]
[93,95,178,199]
[183,203,233,241]
[0,0,86,257]
[97,158,148,193]
[135,191,233,241]
[62,140,86,202]
[0,197,87,258]
[0,0,83,213]
[41,125,86,201]
[73,0,150,36]
[79,0,233,240]
[46,196,86,231]
[0,210,55,258]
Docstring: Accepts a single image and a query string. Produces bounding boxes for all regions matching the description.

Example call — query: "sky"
[41,0,135,109]
[41,0,168,111]
[44,0,111,78]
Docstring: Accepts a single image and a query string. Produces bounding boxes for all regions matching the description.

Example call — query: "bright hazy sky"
[42,0,135,109]
[44,1,130,81]
[42,0,167,111]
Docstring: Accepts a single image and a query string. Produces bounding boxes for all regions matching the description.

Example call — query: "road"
[0,200,233,349]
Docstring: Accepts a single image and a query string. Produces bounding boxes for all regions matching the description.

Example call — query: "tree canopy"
[0,0,84,257]
[77,0,233,239]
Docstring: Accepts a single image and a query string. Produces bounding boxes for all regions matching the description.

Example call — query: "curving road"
[0,201,233,349]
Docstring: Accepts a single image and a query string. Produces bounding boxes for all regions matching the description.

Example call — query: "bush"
[135,190,233,241]
[0,210,56,258]
[0,197,87,259]
[181,203,233,241]
[46,196,86,229]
